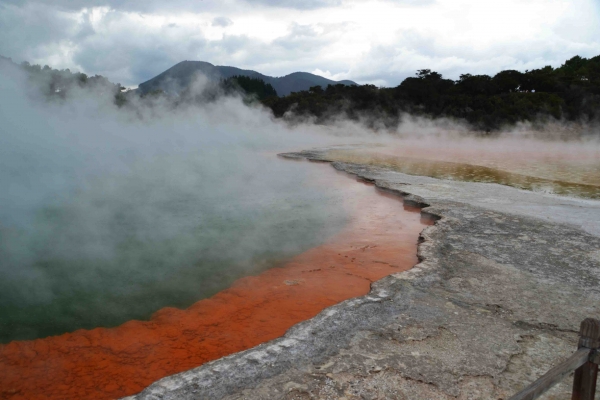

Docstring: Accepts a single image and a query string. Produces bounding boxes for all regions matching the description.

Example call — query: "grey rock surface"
[124,148,600,400]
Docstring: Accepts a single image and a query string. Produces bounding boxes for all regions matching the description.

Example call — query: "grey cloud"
[272,24,324,51]
[240,0,342,9]
[345,30,600,88]
[0,3,79,63]
[0,2,346,85]
[4,0,600,90]
[71,12,211,85]
[0,2,350,86]
[212,16,233,27]
[384,0,436,6]
[266,21,353,58]
[0,3,220,85]
[70,21,326,85]
[209,24,345,76]
[2,0,434,13]
[240,0,434,10]
[0,0,228,13]
[0,0,344,12]
[74,9,97,40]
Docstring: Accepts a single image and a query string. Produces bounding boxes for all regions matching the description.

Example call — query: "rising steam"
[1,60,599,343]
[0,62,352,342]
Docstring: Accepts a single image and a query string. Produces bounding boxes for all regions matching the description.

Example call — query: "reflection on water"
[326,149,600,199]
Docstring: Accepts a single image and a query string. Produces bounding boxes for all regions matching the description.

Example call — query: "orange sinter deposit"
[0,161,430,400]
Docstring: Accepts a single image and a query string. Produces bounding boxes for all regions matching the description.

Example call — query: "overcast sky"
[1,0,600,88]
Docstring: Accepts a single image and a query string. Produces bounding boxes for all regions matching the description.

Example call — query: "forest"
[1,55,127,105]
[3,54,600,132]
[263,55,600,131]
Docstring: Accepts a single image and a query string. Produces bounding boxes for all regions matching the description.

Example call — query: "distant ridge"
[137,61,357,97]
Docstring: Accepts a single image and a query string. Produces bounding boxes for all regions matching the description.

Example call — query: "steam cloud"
[2,60,599,343]
[0,62,352,342]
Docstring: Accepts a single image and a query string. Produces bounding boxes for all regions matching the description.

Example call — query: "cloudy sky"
[1,0,600,88]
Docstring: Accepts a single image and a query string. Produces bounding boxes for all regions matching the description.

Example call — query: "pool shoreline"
[0,158,428,400]
[125,147,600,400]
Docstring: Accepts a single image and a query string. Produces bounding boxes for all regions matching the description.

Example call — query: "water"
[0,153,349,343]
[0,158,428,400]
[326,148,600,199]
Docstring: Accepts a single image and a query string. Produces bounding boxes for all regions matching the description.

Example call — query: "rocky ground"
[124,147,600,400]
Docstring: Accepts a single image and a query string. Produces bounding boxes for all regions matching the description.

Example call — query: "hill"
[263,55,600,132]
[137,61,357,97]
[6,53,600,133]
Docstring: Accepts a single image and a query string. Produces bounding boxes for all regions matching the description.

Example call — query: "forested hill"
[0,55,126,105]
[262,55,600,131]
[222,76,278,100]
[3,54,600,132]
[137,60,357,97]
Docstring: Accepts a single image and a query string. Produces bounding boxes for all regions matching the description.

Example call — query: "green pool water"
[0,155,349,343]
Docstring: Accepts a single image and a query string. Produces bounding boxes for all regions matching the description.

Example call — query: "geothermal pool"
[325,142,600,199]
[0,152,352,344]
[0,158,429,400]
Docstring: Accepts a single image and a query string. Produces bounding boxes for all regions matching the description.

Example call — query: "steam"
[2,60,599,343]
[0,62,354,342]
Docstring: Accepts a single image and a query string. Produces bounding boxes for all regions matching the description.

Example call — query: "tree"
[223,76,278,101]
[493,70,523,93]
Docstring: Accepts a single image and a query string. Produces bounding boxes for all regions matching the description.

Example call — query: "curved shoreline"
[0,160,427,400]
[127,148,600,400]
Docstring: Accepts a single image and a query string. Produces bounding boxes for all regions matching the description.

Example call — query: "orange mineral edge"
[0,163,430,400]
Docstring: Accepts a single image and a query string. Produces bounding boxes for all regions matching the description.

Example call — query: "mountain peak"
[137,61,356,96]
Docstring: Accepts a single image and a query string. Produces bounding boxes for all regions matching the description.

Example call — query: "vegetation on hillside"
[1,56,126,105]
[222,75,278,101]
[3,54,600,132]
[263,55,600,131]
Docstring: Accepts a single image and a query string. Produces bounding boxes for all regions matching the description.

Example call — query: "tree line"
[1,56,127,105]
[261,55,600,131]
[4,54,600,132]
